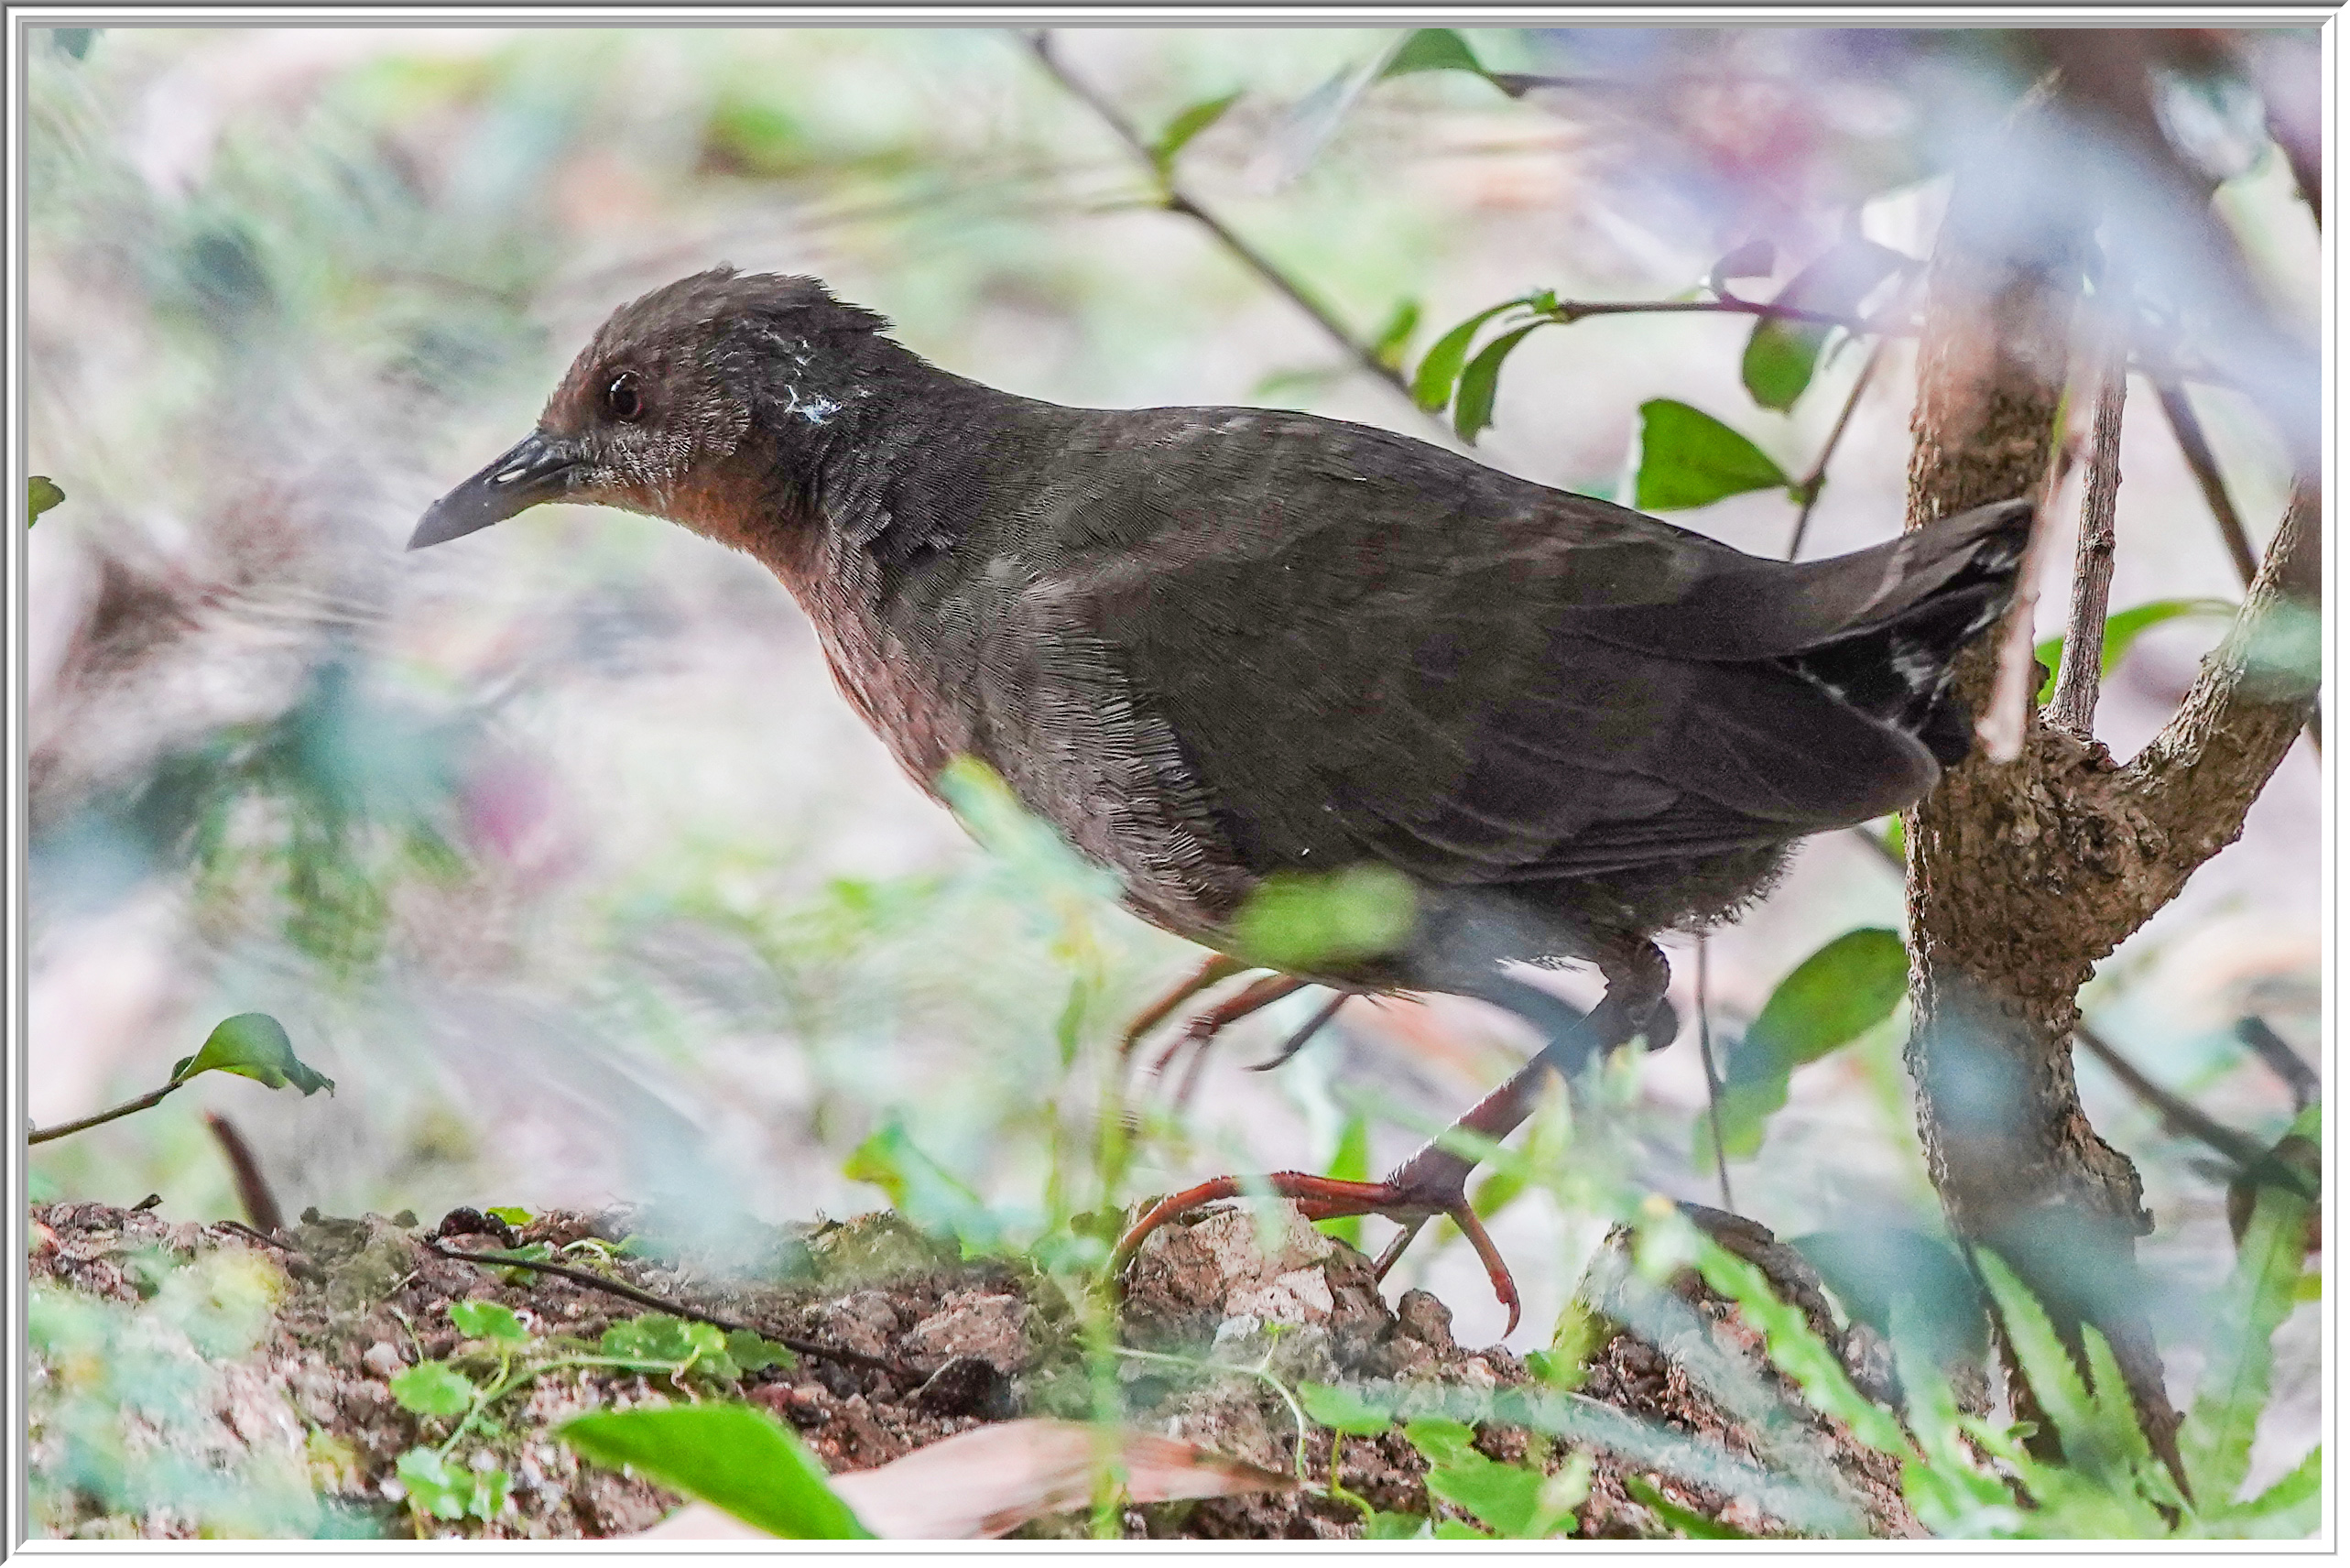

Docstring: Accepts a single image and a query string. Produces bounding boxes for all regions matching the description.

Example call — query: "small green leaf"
[27,476,64,526]
[1231,864,1417,971]
[1693,1242,1913,1461]
[397,1447,504,1520]
[560,1402,874,1540]
[1369,299,1421,369]
[1411,298,1530,410]
[1401,1416,1478,1465]
[448,1300,530,1345]
[1379,28,1491,84]
[1623,1473,1746,1539]
[1300,1380,1394,1436]
[484,1205,533,1227]
[842,1121,1000,1250]
[2034,598,2236,704]
[1710,929,1907,1159]
[1633,400,1792,511]
[1363,1509,1431,1539]
[168,1012,333,1095]
[725,1328,796,1374]
[388,1361,476,1419]
[1150,91,1242,178]
[1452,321,1545,443]
[602,1312,725,1367]
[1740,238,1907,411]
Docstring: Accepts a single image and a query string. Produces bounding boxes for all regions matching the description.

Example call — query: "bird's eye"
[602,371,645,423]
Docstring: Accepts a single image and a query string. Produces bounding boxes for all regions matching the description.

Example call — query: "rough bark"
[1898,80,2319,1482]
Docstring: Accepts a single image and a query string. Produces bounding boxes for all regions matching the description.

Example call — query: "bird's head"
[410,267,893,550]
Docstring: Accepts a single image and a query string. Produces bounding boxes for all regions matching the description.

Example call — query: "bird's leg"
[1248,990,1350,1073]
[1159,975,1308,1107]
[1112,941,1672,1336]
[1120,953,1248,1062]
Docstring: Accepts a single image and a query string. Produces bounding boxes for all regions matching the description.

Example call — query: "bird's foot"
[1110,1164,1518,1335]
[1120,960,1344,1111]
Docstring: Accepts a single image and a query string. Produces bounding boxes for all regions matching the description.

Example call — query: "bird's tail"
[1781,499,2033,765]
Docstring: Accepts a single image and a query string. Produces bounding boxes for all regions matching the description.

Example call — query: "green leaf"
[1363,1509,1431,1539]
[27,475,64,526]
[1379,28,1490,84]
[841,1121,1001,1250]
[1975,1252,2102,1475]
[725,1328,796,1374]
[1401,1417,1478,1466]
[1300,1380,1394,1436]
[560,1402,873,1540]
[168,1012,333,1095]
[396,1447,506,1520]
[1452,322,1545,443]
[448,1300,530,1345]
[1150,91,1241,179]
[1693,1242,1913,1460]
[1231,864,1416,972]
[1622,1473,1746,1539]
[1740,239,1907,411]
[2034,598,2237,704]
[2217,1441,2322,1536]
[484,1205,532,1227]
[388,1361,476,1419]
[1369,299,1421,370]
[1425,1456,1560,1538]
[1633,400,1792,511]
[2180,1103,2319,1507]
[601,1312,725,1367]
[1411,298,1529,410]
[1710,929,1907,1159]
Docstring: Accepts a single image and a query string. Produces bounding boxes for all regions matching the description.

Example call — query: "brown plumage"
[417,268,2031,1326]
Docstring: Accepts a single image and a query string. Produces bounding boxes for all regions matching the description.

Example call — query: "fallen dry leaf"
[637,1417,1292,1541]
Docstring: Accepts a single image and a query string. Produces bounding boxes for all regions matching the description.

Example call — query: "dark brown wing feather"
[1012,408,1991,892]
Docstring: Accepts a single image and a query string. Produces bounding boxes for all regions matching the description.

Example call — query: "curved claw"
[1108,1170,1519,1336]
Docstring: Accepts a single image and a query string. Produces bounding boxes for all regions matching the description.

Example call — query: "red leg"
[1112,942,1673,1338]
[1121,954,1247,1061]
[1153,974,1306,1105]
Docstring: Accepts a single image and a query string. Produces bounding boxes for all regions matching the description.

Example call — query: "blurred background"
[22,23,2320,1465]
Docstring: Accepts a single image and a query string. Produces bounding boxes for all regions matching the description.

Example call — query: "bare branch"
[1785,335,1891,561]
[2118,477,2321,906]
[2047,344,2127,734]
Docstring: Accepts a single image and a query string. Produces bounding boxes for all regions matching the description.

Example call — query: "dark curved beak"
[409,430,582,550]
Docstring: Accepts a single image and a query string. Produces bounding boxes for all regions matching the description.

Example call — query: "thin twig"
[1540,297,1919,337]
[28,1083,182,1145]
[1785,334,1892,560]
[1692,937,1735,1213]
[1024,30,1422,413]
[2234,1017,2318,1112]
[421,1240,908,1376]
[2048,339,2128,733]
[2149,378,2259,588]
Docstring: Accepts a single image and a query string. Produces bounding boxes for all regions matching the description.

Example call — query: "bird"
[413,267,2032,1332]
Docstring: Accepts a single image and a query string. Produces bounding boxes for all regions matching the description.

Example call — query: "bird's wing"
[1018,409,1939,887]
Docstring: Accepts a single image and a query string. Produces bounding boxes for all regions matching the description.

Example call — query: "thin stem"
[1785,333,1891,561]
[1543,297,1918,337]
[28,1082,182,1145]
[2149,378,2258,587]
[421,1240,904,1375]
[1024,31,1425,416]
[1693,937,1735,1213]
[2048,345,2127,733]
